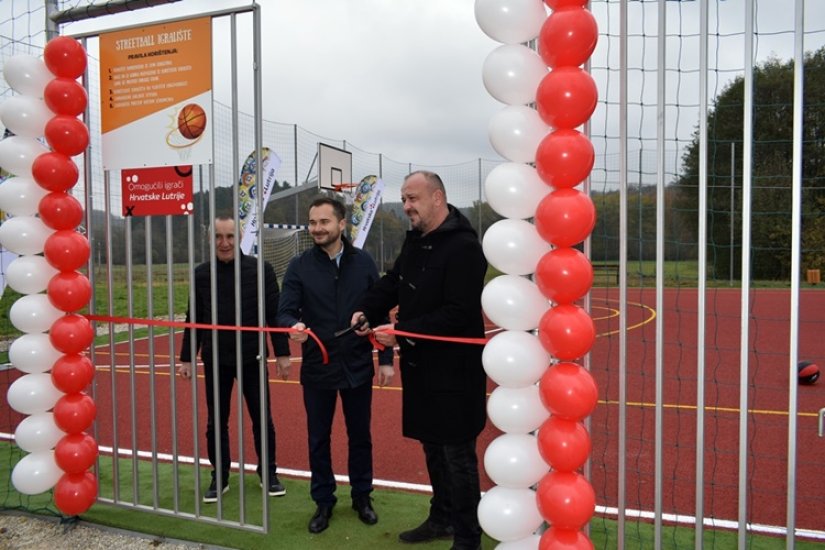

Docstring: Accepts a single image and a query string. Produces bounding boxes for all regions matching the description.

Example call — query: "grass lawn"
[0,443,818,549]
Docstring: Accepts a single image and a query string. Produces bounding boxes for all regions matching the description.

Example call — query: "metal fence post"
[478,158,483,239]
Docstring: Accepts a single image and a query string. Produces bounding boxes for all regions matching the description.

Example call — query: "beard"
[406,210,421,230]
[312,231,341,248]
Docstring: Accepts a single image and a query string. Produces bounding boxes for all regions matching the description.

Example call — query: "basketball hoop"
[331,182,359,204]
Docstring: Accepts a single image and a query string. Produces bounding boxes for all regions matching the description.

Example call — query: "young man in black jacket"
[356,172,487,550]
[278,197,394,534]
[178,215,291,502]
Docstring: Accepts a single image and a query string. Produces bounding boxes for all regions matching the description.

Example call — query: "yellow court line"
[590,305,620,322]
[97,366,817,417]
[595,299,658,338]
[96,299,654,360]
[100,365,401,391]
[600,399,820,418]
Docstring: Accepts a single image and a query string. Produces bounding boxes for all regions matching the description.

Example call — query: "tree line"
[89,46,825,281]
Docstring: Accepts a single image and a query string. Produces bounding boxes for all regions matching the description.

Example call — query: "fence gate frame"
[54,1,274,533]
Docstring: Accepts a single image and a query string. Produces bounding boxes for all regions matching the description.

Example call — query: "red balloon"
[38,191,84,230]
[44,36,88,79]
[535,129,594,189]
[534,189,596,248]
[538,7,598,69]
[536,67,598,130]
[535,247,593,304]
[55,433,98,474]
[540,362,598,421]
[536,471,596,530]
[537,417,592,472]
[44,78,88,116]
[47,271,92,312]
[32,152,79,192]
[54,471,97,516]
[51,353,94,394]
[53,392,97,434]
[539,527,594,550]
[44,230,90,272]
[538,304,595,360]
[49,313,94,355]
[45,115,89,157]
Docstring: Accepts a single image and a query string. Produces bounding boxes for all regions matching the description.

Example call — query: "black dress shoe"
[352,496,378,525]
[399,519,454,543]
[308,504,334,534]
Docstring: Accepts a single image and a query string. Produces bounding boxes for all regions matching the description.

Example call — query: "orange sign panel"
[99,16,212,169]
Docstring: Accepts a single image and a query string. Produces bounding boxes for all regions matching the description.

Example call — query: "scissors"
[333,315,367,338]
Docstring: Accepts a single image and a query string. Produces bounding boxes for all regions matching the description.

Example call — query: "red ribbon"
[369,327,488,351]
[84,314,330,365]
[85,316,489,364]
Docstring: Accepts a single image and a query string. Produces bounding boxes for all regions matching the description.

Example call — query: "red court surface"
[3,287,824,535]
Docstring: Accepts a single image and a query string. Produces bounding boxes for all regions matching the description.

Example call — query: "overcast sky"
[52,0,504,165]
[3,0,825,168]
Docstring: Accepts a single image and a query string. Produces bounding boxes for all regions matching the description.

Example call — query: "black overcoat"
[362,206,488,443]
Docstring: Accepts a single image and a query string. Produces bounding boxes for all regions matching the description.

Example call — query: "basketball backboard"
[318,143,352,193]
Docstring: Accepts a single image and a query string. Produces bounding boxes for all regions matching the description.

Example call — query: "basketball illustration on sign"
[166,102,207,150]
[177,103,206,139]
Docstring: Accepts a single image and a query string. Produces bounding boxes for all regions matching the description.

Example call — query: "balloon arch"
[1,36,97,516]
[476,0,599,548]
[0,0,602,542]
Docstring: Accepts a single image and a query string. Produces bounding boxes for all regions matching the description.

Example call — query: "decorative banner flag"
[99,16,212,169]
[239,147,281,254]
[120,165,193,217]
[349,175,384,249]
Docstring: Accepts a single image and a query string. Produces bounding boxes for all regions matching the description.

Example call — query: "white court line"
[0,432,431,494]
[1,432,823,541]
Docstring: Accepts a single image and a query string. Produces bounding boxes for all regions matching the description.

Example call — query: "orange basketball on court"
[177,103,207,140]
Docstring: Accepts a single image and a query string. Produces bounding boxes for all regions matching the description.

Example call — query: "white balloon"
[482,275,548,331]
[485,163,549,220]
[487,385,549,433]
[489,106,549,164]
[11,450,62,495]
[9,333,63,374]
[475,0,547,45]
[6,372,64,415]
[483,219,550,276]
[496,535,542,549]
[9,293,64,333]
[0,96,54,139]
[2,55,52,97]
[483,44,547,106]
[0,135,50,178]
[0,176,49,217]
[478,486,544,542]
[0,215,53,255]
[6,255,58,294]
[14,413,65,452]
[483,330,550,388]
[484,433,548,489]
